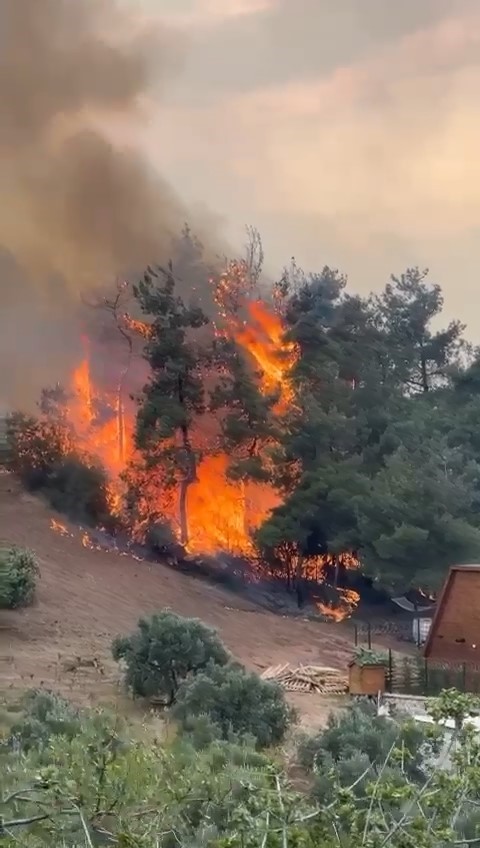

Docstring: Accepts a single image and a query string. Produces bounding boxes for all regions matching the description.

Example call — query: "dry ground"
[0,472,357,728]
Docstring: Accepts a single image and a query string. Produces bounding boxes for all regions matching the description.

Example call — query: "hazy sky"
[129,0,480,337]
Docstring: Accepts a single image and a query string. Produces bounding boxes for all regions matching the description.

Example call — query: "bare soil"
[0,472,358,728]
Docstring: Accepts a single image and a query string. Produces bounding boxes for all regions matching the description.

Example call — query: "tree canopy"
[8,232,480,598]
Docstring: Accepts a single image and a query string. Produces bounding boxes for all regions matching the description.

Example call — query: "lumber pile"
[261,663,348,695]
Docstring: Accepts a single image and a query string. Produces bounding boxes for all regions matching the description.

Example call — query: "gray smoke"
[0,0,216,407]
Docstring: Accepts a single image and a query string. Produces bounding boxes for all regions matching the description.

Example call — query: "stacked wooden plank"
[261,663,348,695]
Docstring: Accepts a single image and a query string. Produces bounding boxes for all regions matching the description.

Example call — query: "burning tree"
[133,263,209,546]
[210,336,279,484]
[11,222,478,604]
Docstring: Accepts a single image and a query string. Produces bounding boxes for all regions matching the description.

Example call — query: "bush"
[145,519,181,558]
[112,611,230,704]
[0,546,39,608]
[0,701,311,848]
[7,411,114,528]
[44,457,113,528]
[297,700,439,801]
[172,662,295,748]
[8,689,81,752]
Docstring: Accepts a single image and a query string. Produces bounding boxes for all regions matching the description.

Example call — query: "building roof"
[391,595,435,613]
[423,565,480,658]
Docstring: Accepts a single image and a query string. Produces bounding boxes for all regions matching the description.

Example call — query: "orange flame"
[69,347,131,479]
[41,286,358,619]
[235,301,296,411]
[52,295,295,555]
[50,518,72,537]
[314,588,360,622]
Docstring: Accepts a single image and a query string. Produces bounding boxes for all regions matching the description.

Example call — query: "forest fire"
[18,269,359,621]
[45,291,295,556]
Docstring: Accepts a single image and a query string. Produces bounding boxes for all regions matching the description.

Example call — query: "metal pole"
[367,622,372,650]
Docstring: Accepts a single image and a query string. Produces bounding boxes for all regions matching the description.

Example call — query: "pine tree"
[134,263,209,545]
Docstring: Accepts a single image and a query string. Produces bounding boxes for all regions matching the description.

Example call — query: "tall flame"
[41,289,360,620]
[53,297,296,554]
[69,338,130,477]
[235,301,296,410]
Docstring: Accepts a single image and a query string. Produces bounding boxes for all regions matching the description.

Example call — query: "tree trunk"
[420,345,429,393]
[177,374,198,548]
[295,557,304,608]
[117,389,125,465]
[333,556,339,588]
[178,423,197,547]
[116,353,131,465]
[179,477,189,547]
[114,322,133,466]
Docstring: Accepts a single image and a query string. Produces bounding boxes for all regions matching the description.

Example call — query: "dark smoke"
[0,0,218,407]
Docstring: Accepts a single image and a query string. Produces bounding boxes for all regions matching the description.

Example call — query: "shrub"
[112,611,230,704]
[1,701,311,848]
[8,689,81,752]
[0,546,39,609]
[297,700,439,801]
[44,457,113,528]
[353,646,388,666]
[7,411,114,528]
[6,411,70,489]
[145,519,180,557]
[172,662,295,748]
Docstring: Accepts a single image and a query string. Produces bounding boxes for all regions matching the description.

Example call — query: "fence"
[353,622,480,696]
[353,619,419,647]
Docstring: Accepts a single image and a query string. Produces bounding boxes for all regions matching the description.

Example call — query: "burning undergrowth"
[5,256,360,621]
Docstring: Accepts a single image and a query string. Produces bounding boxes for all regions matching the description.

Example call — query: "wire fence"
[352,621,480,696]
[353,619,419,647]
[386,653,480,696]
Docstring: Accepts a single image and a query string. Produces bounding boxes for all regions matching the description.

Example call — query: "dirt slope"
[0,472,353,726]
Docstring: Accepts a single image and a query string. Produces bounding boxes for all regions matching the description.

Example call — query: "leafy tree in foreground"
[3,688,480,846]
[112,610,230,705]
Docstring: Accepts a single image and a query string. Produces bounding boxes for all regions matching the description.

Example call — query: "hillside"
[0,472,357,726]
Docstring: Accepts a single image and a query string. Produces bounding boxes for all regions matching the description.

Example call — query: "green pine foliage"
[8,231,480,595]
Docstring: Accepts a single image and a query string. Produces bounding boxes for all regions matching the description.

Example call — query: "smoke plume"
[0,0,212,407]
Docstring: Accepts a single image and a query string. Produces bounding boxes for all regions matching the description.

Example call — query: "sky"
[129,0,480,337]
